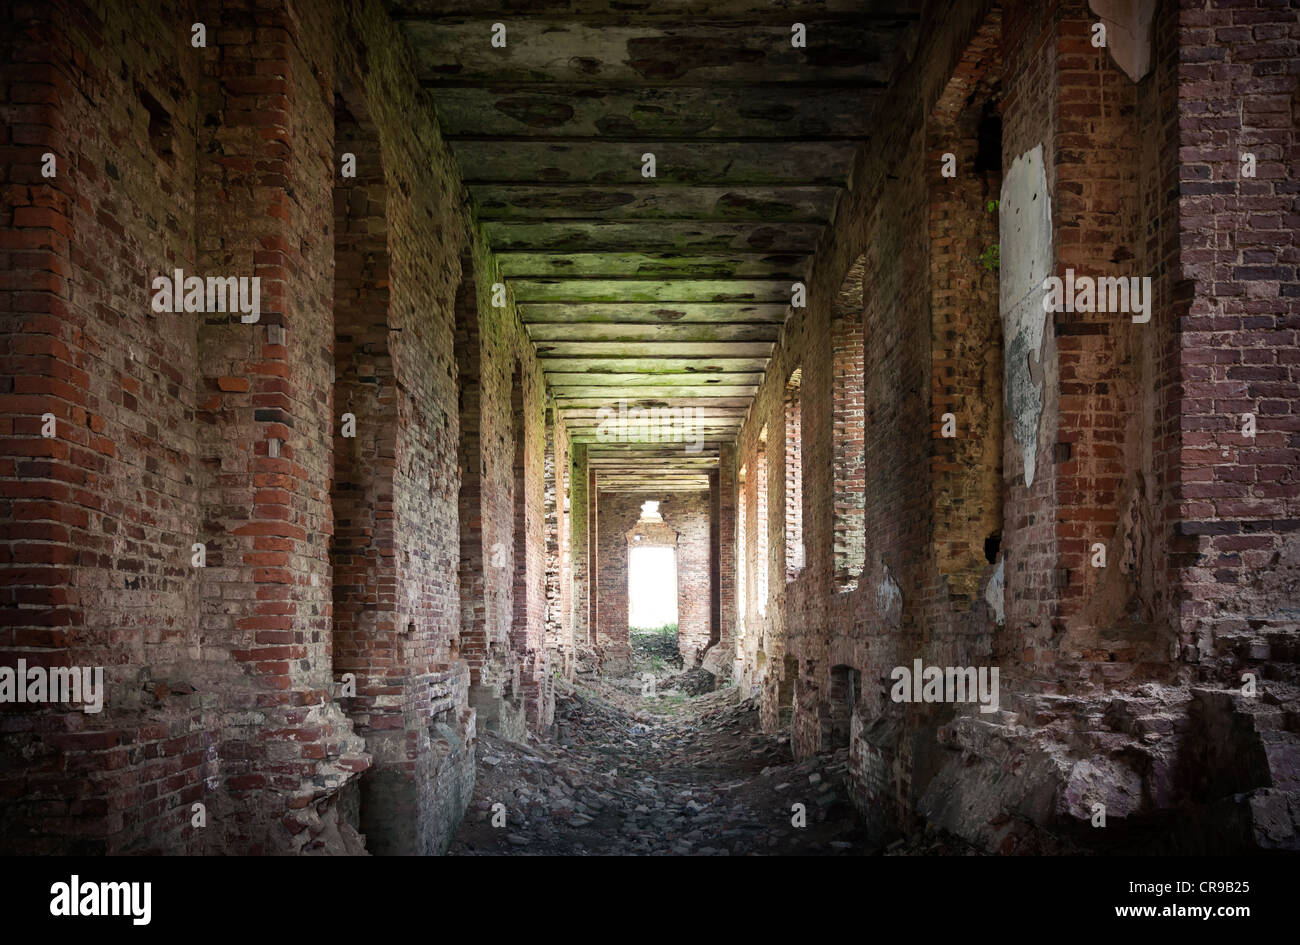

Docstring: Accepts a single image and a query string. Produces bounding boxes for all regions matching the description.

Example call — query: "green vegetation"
[980,199,1000,272]
[630,622,678,637]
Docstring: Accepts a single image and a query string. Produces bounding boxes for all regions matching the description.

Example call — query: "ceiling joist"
[395,2,917,456]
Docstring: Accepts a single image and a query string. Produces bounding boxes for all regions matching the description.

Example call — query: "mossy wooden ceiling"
[391,0,918,489]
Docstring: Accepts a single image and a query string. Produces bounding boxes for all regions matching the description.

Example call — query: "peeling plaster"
[1088,0,1157,83]
[984,558,1005,627]
[999,145,1052,488]
[876,564,902,628]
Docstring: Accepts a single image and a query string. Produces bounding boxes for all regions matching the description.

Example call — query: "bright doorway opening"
[629,545,677,628]
[628,501,678,631]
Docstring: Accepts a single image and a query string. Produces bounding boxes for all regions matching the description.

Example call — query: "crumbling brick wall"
[723,0,1297,854]
[455,244,552,741]
[0,0,558,855]
[0,0,215,855]
[1175,0,1300,680]
[568,444,591,649]
[928,22,1004,605]
[544,406,574,681]
[831,263,866,590]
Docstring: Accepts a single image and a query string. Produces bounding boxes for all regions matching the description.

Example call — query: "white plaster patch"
[984,558,1005,627]
[876,564,902,628]
[1089,0,1157,83]
[999,144,1052,488]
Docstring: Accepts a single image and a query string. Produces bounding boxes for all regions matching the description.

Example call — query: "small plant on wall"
[979,199,1000,272]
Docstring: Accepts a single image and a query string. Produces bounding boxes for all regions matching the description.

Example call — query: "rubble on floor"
[449,676,873,855]
[629,629,684,670]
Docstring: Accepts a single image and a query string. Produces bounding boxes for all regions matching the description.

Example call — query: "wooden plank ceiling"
[390,0,918,491]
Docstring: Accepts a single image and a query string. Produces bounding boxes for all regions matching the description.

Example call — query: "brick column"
[704,444,737,674]
[193,0,367,852]
[569,443,589,648]
[1175,1,1300,676]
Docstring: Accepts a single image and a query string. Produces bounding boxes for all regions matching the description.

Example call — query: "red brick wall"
[455,246,552,740]
[1049,3,1156,679]
[724,0,1297,852]
[330,0,495,853]
[0,0,555,855]
[330,88,403,852]
[0,0,213,854]
[1175,0,1300,682]
[998,0,1062,655]
[928,16,1004,604]
[455,258,487,688]
[831,264,866,589]
[730,0,1009,826]
[544,406,573,679]
[998,0,1182,686]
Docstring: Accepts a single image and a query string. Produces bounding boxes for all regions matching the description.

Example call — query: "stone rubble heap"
[450,678,874,855]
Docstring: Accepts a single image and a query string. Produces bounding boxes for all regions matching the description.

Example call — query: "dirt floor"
[449,633,975,855]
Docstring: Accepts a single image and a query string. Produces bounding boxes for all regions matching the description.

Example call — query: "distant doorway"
[627,501,678,631]
[629,545,678,628]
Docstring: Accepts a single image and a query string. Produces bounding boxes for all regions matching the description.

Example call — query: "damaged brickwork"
[727,0,1298,854]
[0,0,554,855]
[1,0,1295,858]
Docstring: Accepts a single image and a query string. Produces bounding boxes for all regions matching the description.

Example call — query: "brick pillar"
[703,444,737,675]
[0,0,214,853]
[1000,0,1186,686]
[927,15,1004,606]
[192,0,368,853]
[1175,1,1300,676]
[569,443,589,651]
[543,406,564,676]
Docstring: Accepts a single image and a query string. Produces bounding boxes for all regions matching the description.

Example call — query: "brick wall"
[998,0,1062,655]
[569,444,590,648]
[544,405,574,680]
[783,369,805,581]
[1,0,213,854]
[1176,0,1300,682]
[330,0,498,854]
[455,245,552,741]
[927,16,1004,605]
[0,0,558,855]
[831,262,866,589]
[703,449,737,676]
[727,0,1004,834]
[724,0,1296,852]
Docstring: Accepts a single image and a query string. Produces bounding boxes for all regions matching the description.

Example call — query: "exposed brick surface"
[0,0,552,855]
[455,248,553,741]
[1175,0,1300,679]
[2,0,1296,859]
